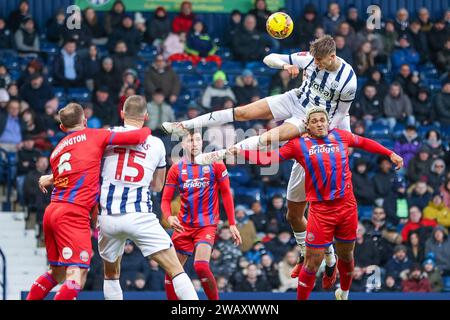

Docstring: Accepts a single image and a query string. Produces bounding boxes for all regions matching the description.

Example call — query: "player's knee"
[193,260,210,276]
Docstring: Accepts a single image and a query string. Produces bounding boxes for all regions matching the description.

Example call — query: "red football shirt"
[50,127,150,213]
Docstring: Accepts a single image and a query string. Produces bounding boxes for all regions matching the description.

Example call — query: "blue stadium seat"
[9,69,21,81]
[357,77,368,88]
[441,125,450,139]
[258,76,271,89]
[40,41,58,54]
[358,205,373,221]
[375,138,395,151]
[367,123,390,139]
[418,125,440,138]
[443,276,450,292]
[216,47,232,61]
[393,123,405,138]
[137,49,157,62]
[227,166,251,186]
[180,74,204,88]
[196,61,218,74]
[234,186,262,206]
[186,88,203,100]
[246,61,276,75]
[53,87,66,99]
[171,61,194,73]
[265,187,287,201]
[221,61,243,74]
[67,88,90,102]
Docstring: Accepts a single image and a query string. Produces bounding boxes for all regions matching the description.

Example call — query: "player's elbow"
[263,54,274,66]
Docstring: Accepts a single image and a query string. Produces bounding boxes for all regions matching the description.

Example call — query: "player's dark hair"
[59,103,84,129]
[310,35,336,58]
[123,95,147,119]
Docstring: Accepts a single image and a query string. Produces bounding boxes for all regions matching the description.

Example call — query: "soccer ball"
[266,12,294,39]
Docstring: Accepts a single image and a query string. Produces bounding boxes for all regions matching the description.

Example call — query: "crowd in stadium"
[0,0,450,294]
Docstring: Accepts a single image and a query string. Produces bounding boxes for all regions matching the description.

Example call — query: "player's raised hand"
[282,64,300,79]
[390,153,404,170]
[38,174,53,193]
[168,215,185,233]
[229,225,242,246]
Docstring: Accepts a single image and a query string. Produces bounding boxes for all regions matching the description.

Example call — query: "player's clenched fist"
[282,64,300,78]
[390,153,404,170]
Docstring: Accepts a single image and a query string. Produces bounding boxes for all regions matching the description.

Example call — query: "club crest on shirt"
[181,169,188,175]
[330,81,340,90]
[202,166,210,174]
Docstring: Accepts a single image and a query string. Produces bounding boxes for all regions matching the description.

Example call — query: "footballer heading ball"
[266,12,294,39]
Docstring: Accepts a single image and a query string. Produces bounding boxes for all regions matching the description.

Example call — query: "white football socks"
[172,272,199,300]
[182,109,234,129]
[325,245,336,267]
[104,279,123,300]
[294,231,306,257]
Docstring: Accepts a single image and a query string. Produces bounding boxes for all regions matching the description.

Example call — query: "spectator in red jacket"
[401,263,432,292]
[401,205,437,242]
[172,1,195,34]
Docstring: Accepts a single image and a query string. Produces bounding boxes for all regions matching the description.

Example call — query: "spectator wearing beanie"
[412,88,433,125]
[201,70,236,110]
[423,258,444,292]
[407,146,433,183]
[401,263,432,292]
[233,69,260,106]
[425,226,450,275]
[19,73,54,114]
[385,244,413,283]
[108,14,142,56]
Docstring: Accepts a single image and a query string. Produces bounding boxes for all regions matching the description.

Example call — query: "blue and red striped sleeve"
[161,164,178,219]
[214,162,235,225]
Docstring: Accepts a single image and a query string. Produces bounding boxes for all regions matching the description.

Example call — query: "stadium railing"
[0,247,6,300]
[0,148,15,211]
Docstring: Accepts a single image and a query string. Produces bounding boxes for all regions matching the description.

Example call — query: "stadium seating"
[444,276,450,292]
[367,124,391,139]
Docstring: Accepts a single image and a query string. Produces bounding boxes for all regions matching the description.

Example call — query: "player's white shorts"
[286,161,306,202]
[98,213,172,263]
[266,89,305,131]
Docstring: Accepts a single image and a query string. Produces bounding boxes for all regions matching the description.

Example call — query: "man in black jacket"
[52,39,85,88]
[352,159,376,206]
[19,73,54,113]
[432,81,450,126]
[231,14,272,62]
[107,15,142,56]
[92,85,118,127]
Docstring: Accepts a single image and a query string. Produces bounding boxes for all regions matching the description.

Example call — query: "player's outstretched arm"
[351,134,404,170]
[104,127,151,147]
[263,53,299,78]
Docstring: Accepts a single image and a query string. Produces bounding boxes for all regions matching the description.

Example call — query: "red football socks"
[26,272,58,300]
[337,259,354,291]
[165,274,179,300]
[297,267,317,300]
[194,260,219,300]
[53,280,81,300]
